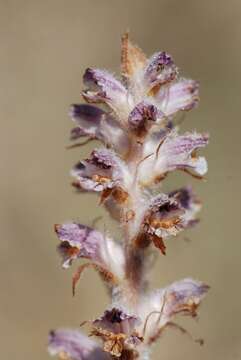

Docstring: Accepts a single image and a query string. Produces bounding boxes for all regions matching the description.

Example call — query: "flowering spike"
[49,34,209,360]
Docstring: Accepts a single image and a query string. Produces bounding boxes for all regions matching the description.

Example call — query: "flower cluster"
[48,33,209,360]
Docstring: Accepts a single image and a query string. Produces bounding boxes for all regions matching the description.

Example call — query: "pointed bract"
[121,32,147,79]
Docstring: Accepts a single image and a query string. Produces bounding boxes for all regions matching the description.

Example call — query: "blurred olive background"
[1,0,241,359]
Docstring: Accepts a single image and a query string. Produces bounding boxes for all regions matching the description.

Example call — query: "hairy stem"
[122,139,147,306]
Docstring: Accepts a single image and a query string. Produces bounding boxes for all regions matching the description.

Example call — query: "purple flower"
[136,187,201,254]
[154,79,199,116]
[55,223,105,268]
[140,131,209,185]
[144,52,178,89]
[55,222,125,294]
[82,68,129,118]
[71,148,128,193]
[139,278,209,343]
[162,278,210,317]
[48,329,110,360]
[169,186,201,228]
[91,308,142,357]
[93,308,141,335]
[70,104,129,155]
[128,101,164,138]
[69,104,105,140]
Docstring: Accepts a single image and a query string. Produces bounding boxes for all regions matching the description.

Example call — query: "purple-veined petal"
[144,52,178,90]
[55,223,104,268]
[82,68,130,119]
[147,186,201,234]
[93,308,141,336]
[140,131,208,184]
[55,222,125,280]
[154,79,199,116]
[162,278,209,318]
[139,278,209,342]
[69,104,105,140]
[48,329,110,360]
[144,193,185,239]
[71,148,128,192]
[69,104,129,154]
[135,187,201,253]
[155,131,209,175]
[169,186,201,228]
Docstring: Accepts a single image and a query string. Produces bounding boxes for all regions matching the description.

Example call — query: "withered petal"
[93,308,141,336]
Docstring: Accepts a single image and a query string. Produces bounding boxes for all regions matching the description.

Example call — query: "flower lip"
[69,104,104,140]
[136,187,201,254]
[70,103,105,120]
[71,148,127,193]
[91,308,143,358]
[48,329,109,360]
[55,223,104,268]
[87,149,115,169]
[70,127,88,140]
[164,278,210,317]
[140,278,209,345]
[93,308,141,335]
[152,195,180,214]
[169,186,198,210]
[83,68,126,94]
[69,103,130,155]
[144,51,178,88]
[154,79,200,116]
[82,68,128,114]
[128,101,161,137]
[140,131,209,184]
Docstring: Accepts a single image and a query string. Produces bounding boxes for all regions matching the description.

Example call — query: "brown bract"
[72,263,118,296]
[121,33,147,79]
